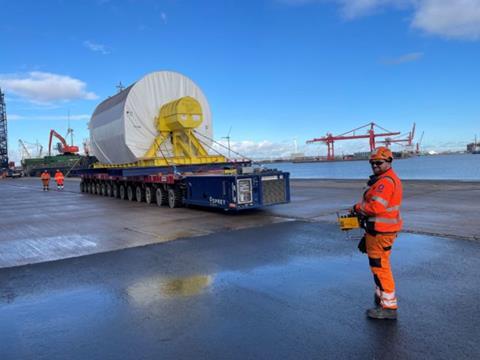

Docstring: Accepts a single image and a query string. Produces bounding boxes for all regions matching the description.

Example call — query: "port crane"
[306,122,400,160]
[416,131,424,154]
[18,139,43,159]
[18,140,31,159]
[379,123,416,151]
[48,129,79,156]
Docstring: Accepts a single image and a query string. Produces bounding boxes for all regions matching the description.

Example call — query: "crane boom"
[416,131,425,154]
[306,122,400,160]
[379,123,416,148]
[18,140,31,159]
[48,129,79,156]
[307,132,399,143]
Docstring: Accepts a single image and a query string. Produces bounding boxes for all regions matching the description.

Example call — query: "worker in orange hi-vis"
[353,146,403,320]
[54,169,65,190]
[40,170,51,191]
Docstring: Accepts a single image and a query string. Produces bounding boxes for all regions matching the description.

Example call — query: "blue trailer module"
[78,162,290,211]
[185,170,289,210]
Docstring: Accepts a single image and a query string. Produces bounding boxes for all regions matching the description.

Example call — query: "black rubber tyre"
[135,186,144,202]
[168,187,184,208]
[145,186,154,204]
[80,182,85,193]
[119,185,126,200]
[127,186,134,201]
[106,183,112,197]
[155,187,167,207]
[101,183,106,196]
[112,184,119,198]
[96,183,101,195]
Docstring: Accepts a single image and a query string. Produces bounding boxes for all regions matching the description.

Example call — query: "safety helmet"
[370,146,393,162]
[44,170,48,173]
[56,169,60,172]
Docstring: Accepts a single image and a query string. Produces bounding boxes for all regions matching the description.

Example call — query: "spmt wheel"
[145,186,154,205]
[106,183,112,197]
[112,184,119,198]
[155,187,167,207]
[119,185,126,200]
[135,186,144,202]
[127,186,134,201]
[168,187,184,209]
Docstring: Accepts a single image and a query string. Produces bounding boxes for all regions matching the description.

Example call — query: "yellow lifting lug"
[337,212,360,231]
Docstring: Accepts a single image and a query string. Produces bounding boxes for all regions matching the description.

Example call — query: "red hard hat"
[370,147,393,161]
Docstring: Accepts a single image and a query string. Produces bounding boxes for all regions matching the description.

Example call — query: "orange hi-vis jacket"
[54,172,64,184]
[355,168,403,234]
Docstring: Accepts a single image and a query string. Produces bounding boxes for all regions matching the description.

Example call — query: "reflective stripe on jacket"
[355,168,403,233]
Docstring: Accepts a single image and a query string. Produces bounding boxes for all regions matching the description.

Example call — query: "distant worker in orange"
[40,170,51,191]
[54,169,65,190]
[353,146,403,320]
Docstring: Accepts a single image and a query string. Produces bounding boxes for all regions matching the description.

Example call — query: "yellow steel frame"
[93,155,228,169]
[94,96,226,169]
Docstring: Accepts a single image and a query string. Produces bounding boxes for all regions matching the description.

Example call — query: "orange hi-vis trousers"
[365,232,398,309]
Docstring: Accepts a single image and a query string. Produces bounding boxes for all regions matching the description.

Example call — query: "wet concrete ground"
[1,177,478,268]
[0,177,479,358]
[1,222,479,359]
[0,178,291,268]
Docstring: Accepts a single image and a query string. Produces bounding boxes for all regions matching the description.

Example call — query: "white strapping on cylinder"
[89,71,212,164]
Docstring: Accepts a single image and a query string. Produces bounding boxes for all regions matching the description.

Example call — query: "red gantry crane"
[306,122,401,160]
[379,123,416,150]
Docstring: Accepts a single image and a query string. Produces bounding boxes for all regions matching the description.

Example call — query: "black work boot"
[366,307,397,320]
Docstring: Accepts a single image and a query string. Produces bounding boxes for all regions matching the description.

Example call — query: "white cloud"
[210,136,467,159]
[412,0,480,40]
[0,72,98,104]
[277,0,318,5]
[213,139,297,159]
[160,12,167,24]
[212,138,389,159]
[83,40,109,54]
[277,0,409,18]
[279,0,480,40]
[337,0,409,19]
[381,52,423,64]
[8,114,90,121]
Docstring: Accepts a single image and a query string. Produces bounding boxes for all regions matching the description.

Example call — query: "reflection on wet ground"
[127,275,214,306]
[1,221,479,359]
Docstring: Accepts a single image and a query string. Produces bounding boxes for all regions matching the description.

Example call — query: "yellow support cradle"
[94,96,226,169]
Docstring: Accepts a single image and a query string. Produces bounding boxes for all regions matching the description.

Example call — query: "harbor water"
[269,154,480,181]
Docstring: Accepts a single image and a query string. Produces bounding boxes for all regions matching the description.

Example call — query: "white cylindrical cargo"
[89,71,212,164]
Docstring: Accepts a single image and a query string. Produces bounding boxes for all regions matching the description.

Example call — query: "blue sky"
[1,0,480,161]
